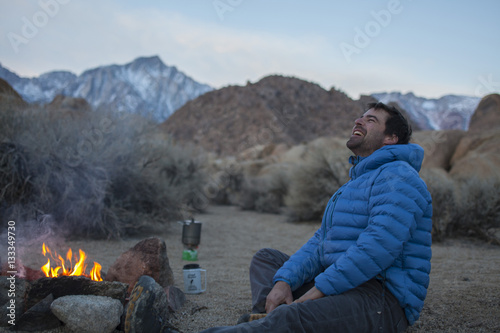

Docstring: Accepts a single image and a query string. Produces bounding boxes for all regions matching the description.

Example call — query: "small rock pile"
[0,237,185,333]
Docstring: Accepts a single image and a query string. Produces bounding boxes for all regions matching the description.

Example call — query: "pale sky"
[1,0,499,99]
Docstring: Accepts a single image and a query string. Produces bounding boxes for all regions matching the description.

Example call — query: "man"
[202,102,432,333]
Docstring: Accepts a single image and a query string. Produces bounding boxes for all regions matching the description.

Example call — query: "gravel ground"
[5,205,500,333]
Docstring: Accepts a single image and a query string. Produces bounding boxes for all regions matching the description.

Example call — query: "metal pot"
[181,219,202,248]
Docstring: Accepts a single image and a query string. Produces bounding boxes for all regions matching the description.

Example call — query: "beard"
[346,133,386,157]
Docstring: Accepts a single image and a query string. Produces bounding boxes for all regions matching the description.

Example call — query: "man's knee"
[251,248,288,268]
[253,248,277,260]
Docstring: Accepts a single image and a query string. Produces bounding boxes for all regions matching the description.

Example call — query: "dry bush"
[237,167,289,214]
[284,147,350,222]
[421,168,500,244]
[0,105,207,239]
[205,162,245,206]
[452,176,500,244]
[420,168,458,241]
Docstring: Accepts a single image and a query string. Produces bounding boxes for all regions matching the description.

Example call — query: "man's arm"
[265,281,293,313]
[293,286,325,304]
[272,228,323,291]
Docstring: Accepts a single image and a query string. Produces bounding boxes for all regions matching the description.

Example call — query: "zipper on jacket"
[327,190,343,229]
[321,183,349,258]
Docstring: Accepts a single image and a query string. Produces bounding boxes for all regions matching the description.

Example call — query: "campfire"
[40,243,103,281]
[0,237,181,332]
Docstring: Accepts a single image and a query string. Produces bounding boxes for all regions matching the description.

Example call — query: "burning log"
[40,242,103,281]
[26,276,128,310]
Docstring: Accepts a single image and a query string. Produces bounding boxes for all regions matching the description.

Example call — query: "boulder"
[412,130,466,170]
[448,94,500,180]
[449,129,500,180]
[123,275,172,333]
[105,237,174,294]
[51,295,123,333]
[164,286,186,313]
[468,93,500,132]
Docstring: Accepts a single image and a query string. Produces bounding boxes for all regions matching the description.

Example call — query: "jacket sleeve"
[314,163,427,295]
[272,228,323,290]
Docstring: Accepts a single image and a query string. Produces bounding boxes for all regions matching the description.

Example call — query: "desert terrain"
[8,205,500,333]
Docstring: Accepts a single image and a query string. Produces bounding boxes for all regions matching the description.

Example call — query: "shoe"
[237,313,267,324]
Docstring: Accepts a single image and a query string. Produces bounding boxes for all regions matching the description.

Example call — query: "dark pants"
[200,248,408,333]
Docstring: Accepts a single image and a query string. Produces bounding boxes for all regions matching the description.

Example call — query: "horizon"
[1,1,499,99]
[0,55,484,101]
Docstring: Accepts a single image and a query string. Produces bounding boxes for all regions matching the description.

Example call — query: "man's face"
[346,108,396,157]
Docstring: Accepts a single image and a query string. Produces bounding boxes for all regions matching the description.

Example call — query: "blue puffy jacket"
[273,143,432,325]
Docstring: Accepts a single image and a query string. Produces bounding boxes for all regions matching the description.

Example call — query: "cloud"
[109,7,334,88]
[2,1,497,98]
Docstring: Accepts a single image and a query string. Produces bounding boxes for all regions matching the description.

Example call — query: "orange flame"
[40,243,102,281]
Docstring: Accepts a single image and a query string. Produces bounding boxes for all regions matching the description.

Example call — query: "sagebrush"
[284,146,350,222]
[0,105,207,239]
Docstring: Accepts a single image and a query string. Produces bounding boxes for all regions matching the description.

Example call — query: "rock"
[449,129,500,180]
[123,275,172,333]
[26,276,128,310]
[164,286,186,313]
[412,130,466,170]
[51,295,123,333]
[237,143,277,161]
[16,293,62,331]
[468,93,500,133]
[105,237,174,294]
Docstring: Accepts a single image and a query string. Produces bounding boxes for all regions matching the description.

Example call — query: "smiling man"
[201,102,432,333]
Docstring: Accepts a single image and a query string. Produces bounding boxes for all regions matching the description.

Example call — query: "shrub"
[205,161,245,206]
[452,176,500,244]
[421,168,500,244]
[237,166,289,214]
[420,168,458,241]
[0,105,207,239]
[284,147,350,222]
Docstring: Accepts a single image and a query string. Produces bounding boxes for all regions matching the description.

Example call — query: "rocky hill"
[162,75,365,156]
[0,78,27,109]
[0,56,213,122]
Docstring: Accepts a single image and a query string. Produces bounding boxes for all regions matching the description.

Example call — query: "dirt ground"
[11,205,500,333]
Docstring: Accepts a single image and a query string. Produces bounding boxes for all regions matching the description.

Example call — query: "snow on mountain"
[0,58,482,129]
[371,92,481,130]
[0,56,213,122]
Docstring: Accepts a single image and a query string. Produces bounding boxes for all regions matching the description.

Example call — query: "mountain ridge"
[0,57,481,128]
[372,91,480,130]
[0,56,213,121]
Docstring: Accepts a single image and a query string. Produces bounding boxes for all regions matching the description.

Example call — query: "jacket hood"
[349,143,424,179]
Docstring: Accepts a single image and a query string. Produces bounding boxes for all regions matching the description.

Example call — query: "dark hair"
[367,102,412,144]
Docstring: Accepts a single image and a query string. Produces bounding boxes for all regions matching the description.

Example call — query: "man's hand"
[293,286,325,304]
[265,281,293,313]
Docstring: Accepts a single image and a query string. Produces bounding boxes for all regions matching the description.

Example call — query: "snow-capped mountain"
[0,56,213,122]
[371,92,481,130]
[0,57,482,129]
